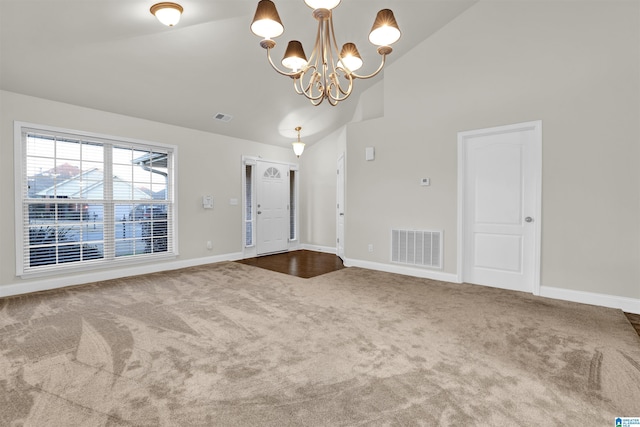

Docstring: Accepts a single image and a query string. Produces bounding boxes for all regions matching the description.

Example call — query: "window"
[15,122,176,276]
[244,163,255,247]
[289,169,297,241]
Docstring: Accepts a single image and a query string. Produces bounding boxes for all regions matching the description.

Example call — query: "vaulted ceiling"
[1,0,476,149]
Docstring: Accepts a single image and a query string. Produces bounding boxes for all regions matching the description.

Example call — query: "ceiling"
[0,0,476,149]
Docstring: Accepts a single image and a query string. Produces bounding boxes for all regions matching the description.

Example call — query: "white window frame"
[289,164,299,243]
[14,121,178,277]
[242,158,257,250]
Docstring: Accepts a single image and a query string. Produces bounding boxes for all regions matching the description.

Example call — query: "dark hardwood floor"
[236,250,344,279]
[237,250,640,338]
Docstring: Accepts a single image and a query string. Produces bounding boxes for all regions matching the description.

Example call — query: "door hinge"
[337,169,339,175]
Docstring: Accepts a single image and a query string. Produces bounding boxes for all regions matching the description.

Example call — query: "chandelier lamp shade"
[150,2,184,27]
[250,0,401,106]
[292,127,305,157]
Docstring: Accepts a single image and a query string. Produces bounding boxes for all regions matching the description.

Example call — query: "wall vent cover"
[213,113,233,122]
[391,229,442,269]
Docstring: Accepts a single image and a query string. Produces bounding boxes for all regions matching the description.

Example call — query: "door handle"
[339,213,344,216]
[257,211,262,215]
[525,217,533,223]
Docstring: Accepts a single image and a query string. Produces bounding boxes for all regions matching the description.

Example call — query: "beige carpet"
[1,262,639,426]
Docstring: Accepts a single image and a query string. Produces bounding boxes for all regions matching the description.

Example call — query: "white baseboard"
[342,258,640,315]
[300,244,337,255]
[0,252,244,298]
[343,258,460,283]
[539,285,640,315]
[4,252,638,316]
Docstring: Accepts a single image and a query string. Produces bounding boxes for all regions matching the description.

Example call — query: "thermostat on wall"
[202,195,214,209]
[365,147,375,161]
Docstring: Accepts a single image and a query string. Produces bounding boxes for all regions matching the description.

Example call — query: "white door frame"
[457,120,542,295]
[241,156,298,258]
[336,153,345,259]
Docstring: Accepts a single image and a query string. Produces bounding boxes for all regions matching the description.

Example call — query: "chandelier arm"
[327,14,341,73]
[335,72,354,96]
[265,47,302,78]
[350,53,388,80]
[327,73,353,103]
[297,68,325,102]
[293,76,304,95]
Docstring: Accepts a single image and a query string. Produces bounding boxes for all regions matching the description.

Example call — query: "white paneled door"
[256,161,289,255]
[458,121,542,293]
[337,154,345,259]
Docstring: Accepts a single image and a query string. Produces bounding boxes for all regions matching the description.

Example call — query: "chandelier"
[250,0,401,106]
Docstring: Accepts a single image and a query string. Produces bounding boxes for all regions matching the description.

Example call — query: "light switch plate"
[202,195,214,209]
[365,147,375,161]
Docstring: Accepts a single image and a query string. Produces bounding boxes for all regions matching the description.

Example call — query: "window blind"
[17,124,176,275]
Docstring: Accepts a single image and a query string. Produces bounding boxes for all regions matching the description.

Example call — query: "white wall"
[0,90,296,292]
[299,126,346,250]
[344,1,640,302]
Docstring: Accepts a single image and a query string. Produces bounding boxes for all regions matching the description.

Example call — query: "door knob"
[257,211,262,215]
[525,217,533,223]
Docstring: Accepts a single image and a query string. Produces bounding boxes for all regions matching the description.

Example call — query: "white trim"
[343,258,460,283]
[241,159,256,252]
[540,285,640,315]
[14,121,179,277]
[300,244,336,254]
[4,252,638,316]
[343,257,639,314]
[0,252,244,298]
[14,121,25,276]
[457,120,542,294]
[241,156,299,258]
[336,152,346,259]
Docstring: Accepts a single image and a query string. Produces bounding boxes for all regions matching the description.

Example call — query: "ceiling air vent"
[213,113,233,123]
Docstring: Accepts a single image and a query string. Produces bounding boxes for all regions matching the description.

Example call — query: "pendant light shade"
[150,2,183,27]
[251,0,284,39]
[282,41,308,72]
[369,9,401,46]
[338,42,363,72]
[304,0,341,10]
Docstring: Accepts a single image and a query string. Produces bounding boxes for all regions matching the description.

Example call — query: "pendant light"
[292,127,305,157]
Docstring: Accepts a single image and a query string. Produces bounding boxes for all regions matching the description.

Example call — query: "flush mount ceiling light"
[250,0,401,106]
[292,126,305,157]
[150,2,183,27]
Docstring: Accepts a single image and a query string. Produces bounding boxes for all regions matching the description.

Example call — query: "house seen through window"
[17,124,176,275]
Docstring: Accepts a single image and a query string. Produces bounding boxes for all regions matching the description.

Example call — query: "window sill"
[19,252,178,279]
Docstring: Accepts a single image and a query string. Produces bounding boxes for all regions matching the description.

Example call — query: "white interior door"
[336,154,345,259]
[459,121,541,293]
[256,161,289,255]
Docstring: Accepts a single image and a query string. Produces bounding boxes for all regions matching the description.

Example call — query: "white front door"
[336,154,345,259]
[458,121,542,293]
[256,161,289,255]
